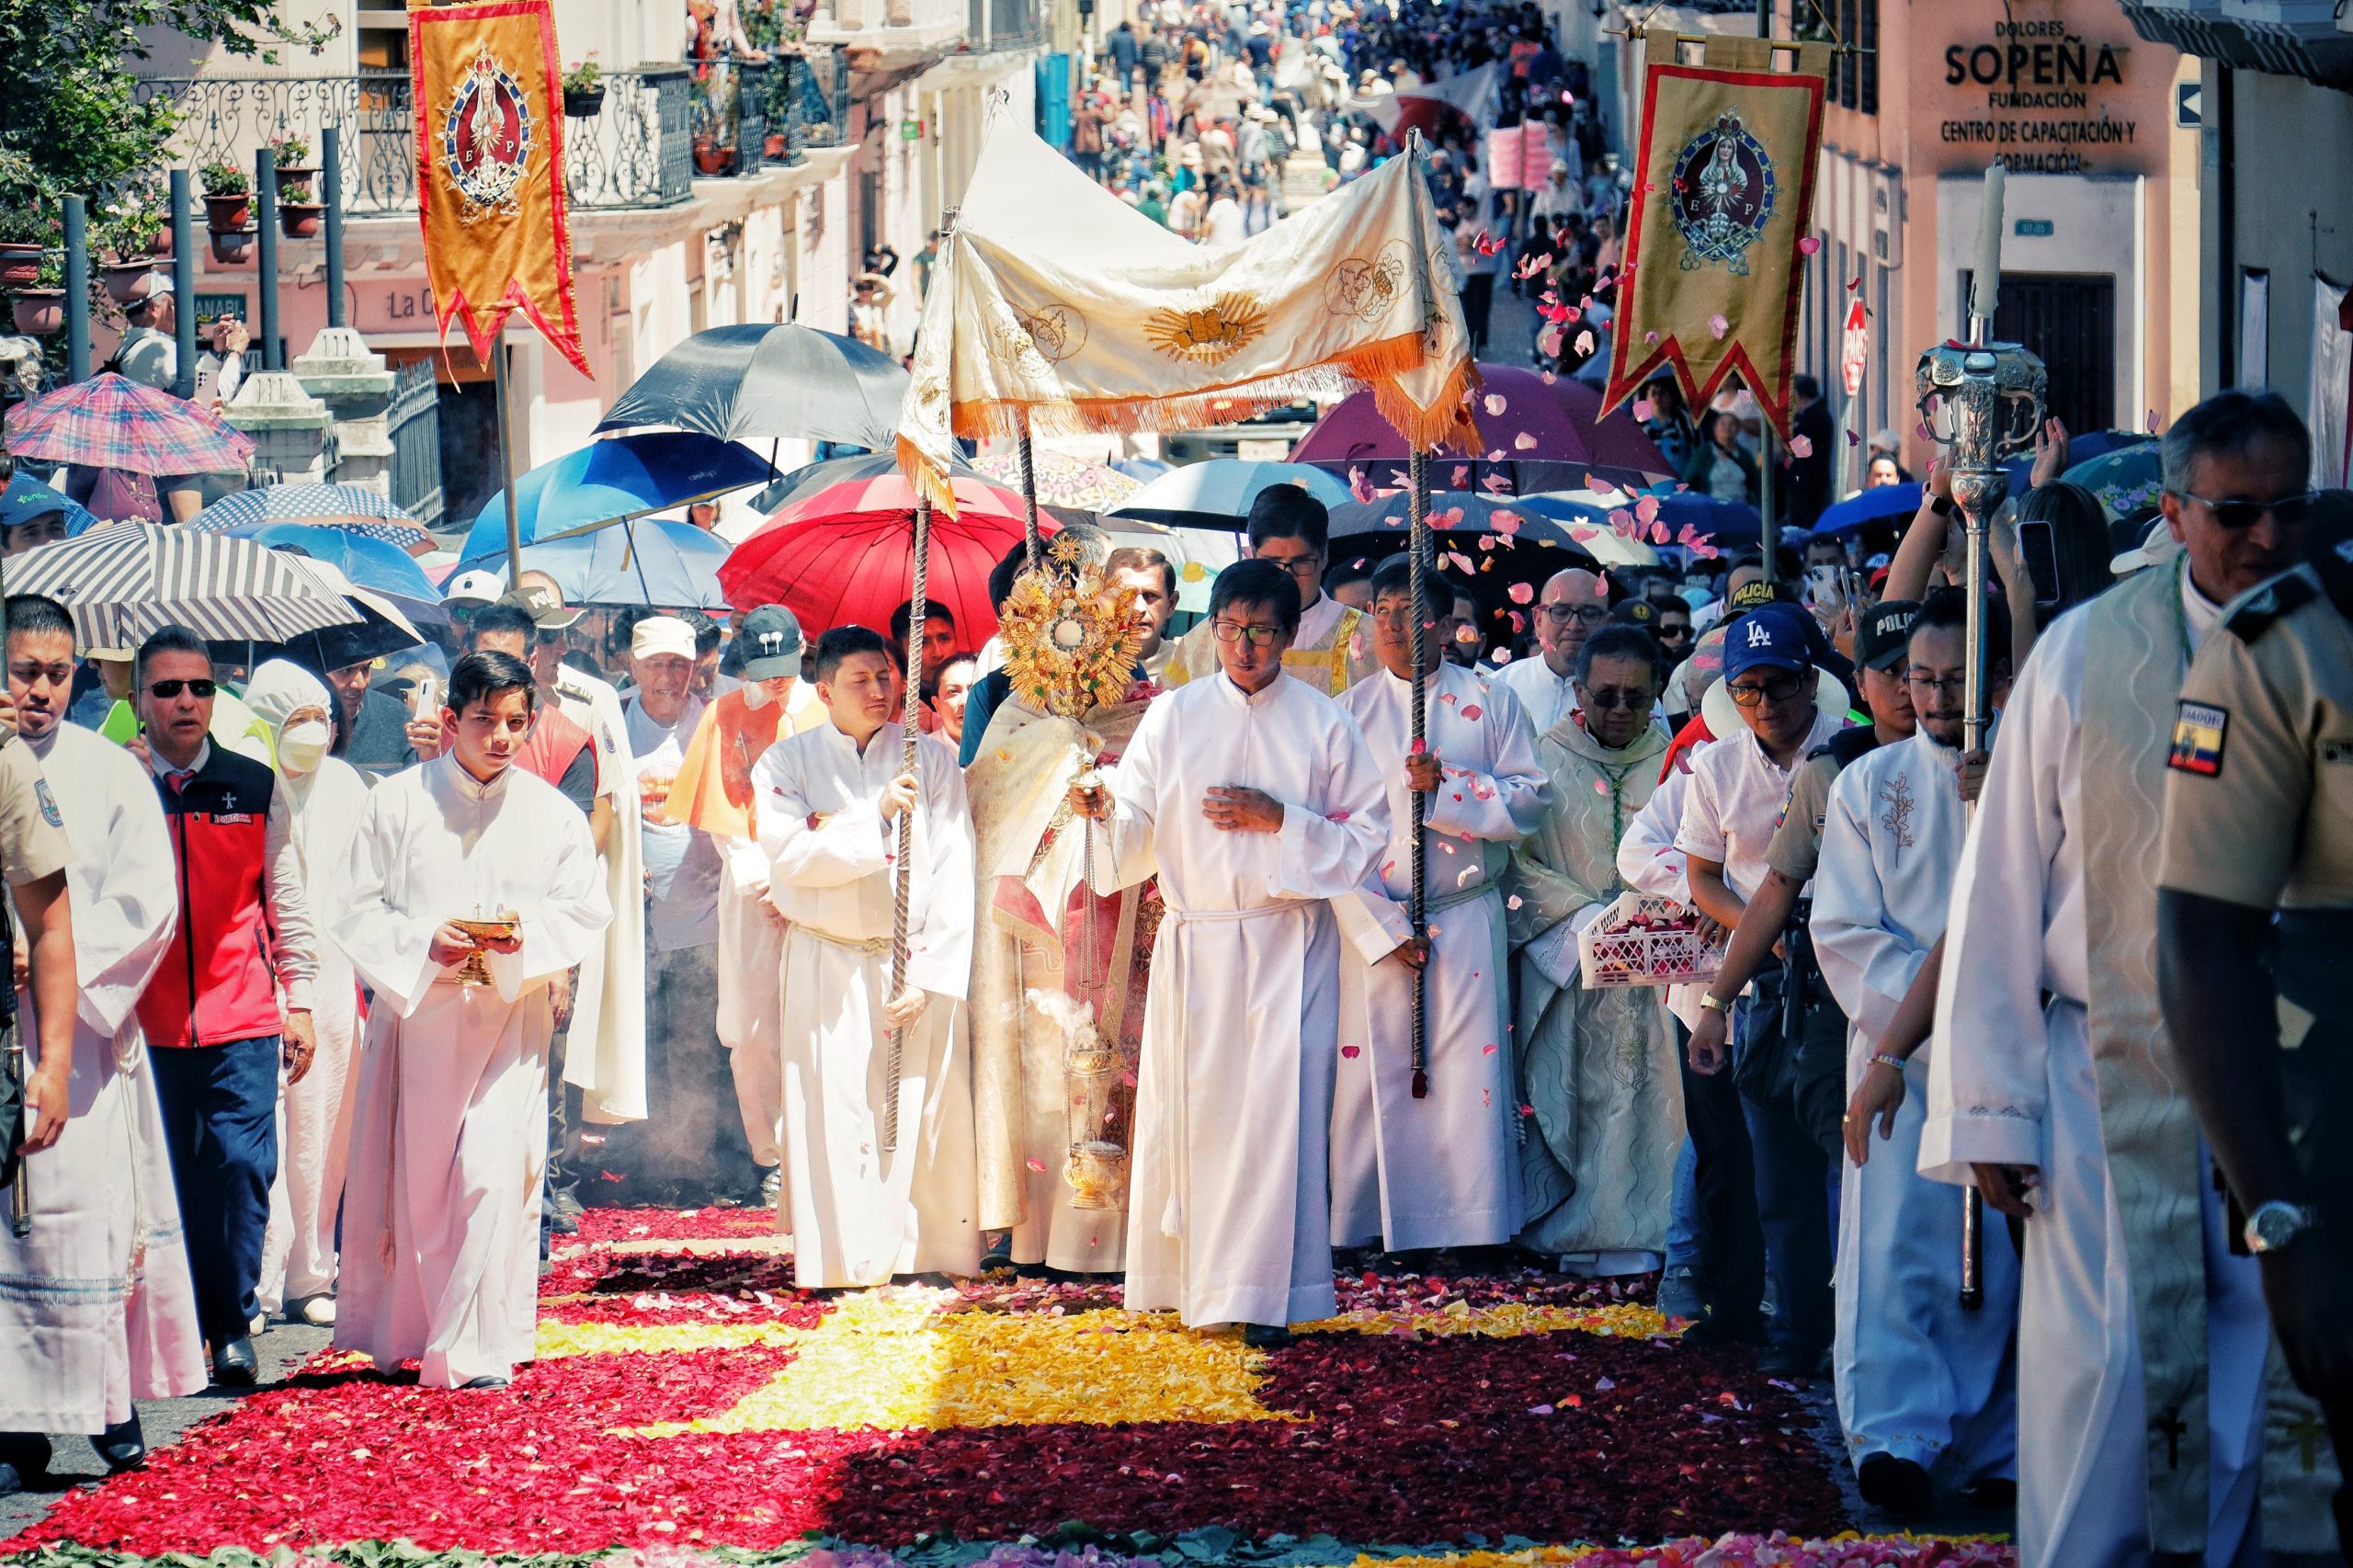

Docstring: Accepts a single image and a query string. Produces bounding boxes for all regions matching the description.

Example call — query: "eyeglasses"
[1537,602,1611,624]
[1724,669,1805,707]
[1211,619,1284,646]
[145,678,217,699]
[1655,623,1693,642]
[1257,554,1322,579]
[2170,490,2320,531]
[1904,671,1968,697]
[1580,686,1655,711]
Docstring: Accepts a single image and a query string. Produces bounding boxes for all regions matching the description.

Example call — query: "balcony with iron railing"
[964,0,1042,52]
[133,52,852,219]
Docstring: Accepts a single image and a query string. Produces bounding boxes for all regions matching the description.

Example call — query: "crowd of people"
[4,377,2348,1568]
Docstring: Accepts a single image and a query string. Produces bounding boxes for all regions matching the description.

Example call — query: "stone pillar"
[221,369,333,487]
[292,325,399,496]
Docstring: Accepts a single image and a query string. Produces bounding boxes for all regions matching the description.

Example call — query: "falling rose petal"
[1481,472,1512,494]
[1389,469,1412,489]
[1340,1045,1362,1058]
[1707,312,1730,340]
[1477,534,1496,551]
[1520,1104,1537,1117]
[1847,274,1863,292]
[1492,646,1515,664]
[1513,432,1539,450]
[1650,519,1670,544]
[1597,572,1609,596]
[1608,508,1636,536]
[1916,420,1934,442]
[2148,408,2161,434]
[1788,434,1814,459]
[1506,609,1526,633]
[1537,325,1564,357]
[1027,1157,1048,1173]
[1409,737,1427,754]
[1493,509,1521,536]
[1847,427,1861,446]
[1456,865,1478,887]
[1506,893,1523,908]
[1594,778,1609,796]
[1574,330,1596,358]
[1798,234,1821,256]
[1438,689,1458,706]
[1445,550,1474,574]
[1461,703,1483,720]
[1644,330,1660,344]
[1507,581,1535,604]
[1451,464,1471,487]
[1483,393,1509,416]
[1634,494,1661,525]
[1632,395,1654,422]
[1482,1043,1498,1056]
[1438,506,1467,528]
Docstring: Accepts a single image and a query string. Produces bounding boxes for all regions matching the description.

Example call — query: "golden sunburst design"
[1142,292,1269,365]
[995,533,1146,722]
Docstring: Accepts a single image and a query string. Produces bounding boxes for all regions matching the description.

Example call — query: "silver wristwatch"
[2242,1199,2320,1255]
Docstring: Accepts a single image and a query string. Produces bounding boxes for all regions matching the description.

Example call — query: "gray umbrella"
[595,324,910,450]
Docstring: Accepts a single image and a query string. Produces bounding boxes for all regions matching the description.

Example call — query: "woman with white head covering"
[246,659,371,1326]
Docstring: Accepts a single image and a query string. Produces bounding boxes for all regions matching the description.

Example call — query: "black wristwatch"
[1929,495,1956,517]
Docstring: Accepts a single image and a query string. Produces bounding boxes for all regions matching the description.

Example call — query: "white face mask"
[278,720,330,774]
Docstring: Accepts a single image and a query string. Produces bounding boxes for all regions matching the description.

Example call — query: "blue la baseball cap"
[1722,602,1815,678]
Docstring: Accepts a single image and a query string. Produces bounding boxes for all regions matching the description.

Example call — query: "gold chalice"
[448,914,520,987]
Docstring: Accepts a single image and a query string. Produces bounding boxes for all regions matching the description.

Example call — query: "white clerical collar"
[439,752,514,801]
[1216,670,1286,707]
[2180,557,2224,655]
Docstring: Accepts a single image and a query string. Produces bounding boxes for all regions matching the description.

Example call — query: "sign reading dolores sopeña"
[1938,17,2133,174]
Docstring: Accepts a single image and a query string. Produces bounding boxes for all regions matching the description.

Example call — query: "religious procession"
[2,0,2349,1566]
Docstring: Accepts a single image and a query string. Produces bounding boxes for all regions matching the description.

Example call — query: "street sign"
[1840,299,1869,398]
[2177,81,2203,130]
[2014,219,2054,237]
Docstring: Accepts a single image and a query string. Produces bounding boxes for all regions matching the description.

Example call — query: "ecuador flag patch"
[2168,700,2229,777]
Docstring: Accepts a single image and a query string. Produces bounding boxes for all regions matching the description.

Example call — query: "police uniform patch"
[2167,700,2229,777]
[33,779,61,828]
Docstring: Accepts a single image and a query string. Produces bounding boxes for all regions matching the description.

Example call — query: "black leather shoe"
[0,1461,27,1498]
[460,1374,510,1390]
[96,1414,145,1471]
[1858,1452,1934,1517]
[0,1433,50,1490]
[1241,1323,1292,1350]
[211,1336,258,1387]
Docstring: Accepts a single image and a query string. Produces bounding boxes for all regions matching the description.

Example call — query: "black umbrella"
[596,324,911,450]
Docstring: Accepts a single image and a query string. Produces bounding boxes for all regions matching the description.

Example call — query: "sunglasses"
[1580,686,1654,711]
[1725,669,1806,707]
[2172,490,2320,531]
[146,678,217,699]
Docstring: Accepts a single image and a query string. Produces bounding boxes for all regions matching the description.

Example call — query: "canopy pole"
[492,340,525,583]
[1016,408,1043,572]
[1407,446,1429,1101]
[884,495,933,1154]
[0,449,19,1235]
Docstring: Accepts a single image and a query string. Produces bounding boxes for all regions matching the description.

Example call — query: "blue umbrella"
[188,482,431,548]
[0,472,100,540]
[222,521,449,622]
[1111,459,1355,530]
[1810,482,1924,538]
[2062,442,2165,522]
[514,519,731,608]
[457,433,773,563]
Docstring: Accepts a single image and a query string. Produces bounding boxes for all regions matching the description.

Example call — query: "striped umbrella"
[0,372,256,476]
[971,448,1142,511]
[187,483,432,549]
[6,521,362,648]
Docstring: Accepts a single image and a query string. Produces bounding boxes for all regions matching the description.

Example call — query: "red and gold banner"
[409,0,591,377]
[1601,31,1828,441]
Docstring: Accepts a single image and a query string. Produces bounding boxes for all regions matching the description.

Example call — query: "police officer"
[2155,494,2353,1551]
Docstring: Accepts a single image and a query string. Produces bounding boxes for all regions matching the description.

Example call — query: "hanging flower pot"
[210,227,254,265]
[103,258,159,303]
[205,194,252,233]
[0,243,42,290]
[144,225,174,260]
[563,84,607,117]
[12,290,66,335]
[278,201,325,240]
[270,164,319,190]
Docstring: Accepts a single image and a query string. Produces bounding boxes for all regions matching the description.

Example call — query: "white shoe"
[290,1294,337,1327]
[249,1313,267,1336]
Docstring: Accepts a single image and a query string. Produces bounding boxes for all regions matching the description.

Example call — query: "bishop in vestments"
[1073,559,1387,1339]
[332,652,612,1390]
[753,626,978,1288]
[1331,554,1550,1255]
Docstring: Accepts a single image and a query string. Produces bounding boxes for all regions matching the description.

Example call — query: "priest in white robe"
[1332,554,1549,1254]
[1505,624,1682,1268]
[1158,485,1377,697]
[1812,597,2018,1505]
[1922,392,2337,1564]
[753,625,978,1288]
[4,592,205,1479]
[1073,560,1388,1339]
[246,661,371,1328]
[332,651,612,1390]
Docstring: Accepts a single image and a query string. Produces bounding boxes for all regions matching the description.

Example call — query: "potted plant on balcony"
[278,181,324,238]
[201,162,252,233]
[11,253,67,336]
[267,134,317,188]
[0,209,50,290]
[105,179,170,263]
[563,57,606,118]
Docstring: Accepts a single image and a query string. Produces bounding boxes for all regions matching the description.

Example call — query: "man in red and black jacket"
[131,626,318,1386]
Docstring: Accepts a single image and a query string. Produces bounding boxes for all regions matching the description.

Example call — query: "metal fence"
[384,358,444,527]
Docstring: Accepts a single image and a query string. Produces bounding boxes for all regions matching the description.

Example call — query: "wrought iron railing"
[384,358,444,527]
[772,48,849,155]
[136,68,703,214]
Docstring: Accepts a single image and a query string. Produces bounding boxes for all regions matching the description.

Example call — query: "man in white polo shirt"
[1495,567,1608,733]
[1675,601,1848,1381]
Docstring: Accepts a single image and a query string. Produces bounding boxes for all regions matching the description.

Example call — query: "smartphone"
[2017,519,2063,609]
[1808,563,1846,612]
[408,675,443,719]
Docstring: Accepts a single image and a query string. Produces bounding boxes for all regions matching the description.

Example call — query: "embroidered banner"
[1600,31,1829,441]
[896,117,1476,515]
[409,0,591,377]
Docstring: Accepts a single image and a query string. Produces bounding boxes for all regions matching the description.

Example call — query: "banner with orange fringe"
[896,117,1476,515]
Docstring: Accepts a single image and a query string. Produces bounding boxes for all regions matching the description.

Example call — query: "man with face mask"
[665,606,825,1209]
[244,662,371,1330]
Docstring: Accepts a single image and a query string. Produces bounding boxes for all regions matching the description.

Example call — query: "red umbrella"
[720,470,1054,643]
[1292,362,1666,492]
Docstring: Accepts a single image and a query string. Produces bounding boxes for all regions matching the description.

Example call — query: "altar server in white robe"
[753,625,978,1288]
[1331,554,1549,1254]
[1923,392,2337,1565]
[1811,594,2018,1507]
[332,652,612,1390]
[246,661,370,1327]
[3,592,204,1483]
[1072,560,1389,1341]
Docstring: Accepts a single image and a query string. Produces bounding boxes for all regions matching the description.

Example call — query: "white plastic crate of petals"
[1576,891,1725,990]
